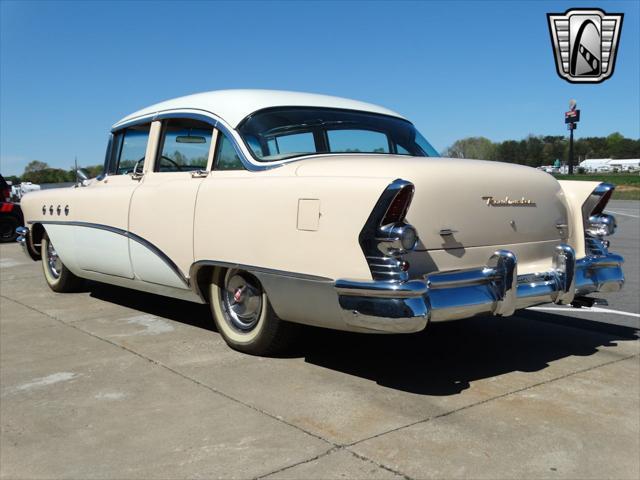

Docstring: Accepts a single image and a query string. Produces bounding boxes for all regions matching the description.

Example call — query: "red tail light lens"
[382,185,414,225]
[591,188,613,216]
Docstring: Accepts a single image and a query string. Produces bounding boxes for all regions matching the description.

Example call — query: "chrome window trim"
[97,133,114,181]
[112,109,279,172]
[234,106,422,163]
[111,108,431,172]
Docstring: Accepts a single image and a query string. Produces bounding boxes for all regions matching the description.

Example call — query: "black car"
[0,174,24,243]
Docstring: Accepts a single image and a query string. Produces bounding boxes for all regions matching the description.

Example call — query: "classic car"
[16,90,624,355]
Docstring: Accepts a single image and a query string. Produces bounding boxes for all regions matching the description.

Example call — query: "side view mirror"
[74,168,91,187]
[77,169,89,182]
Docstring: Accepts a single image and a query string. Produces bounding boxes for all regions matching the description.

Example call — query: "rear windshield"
[237,107,439,162]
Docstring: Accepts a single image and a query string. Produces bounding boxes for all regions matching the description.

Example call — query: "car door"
[128,117,216,289]
[70,122,153,279]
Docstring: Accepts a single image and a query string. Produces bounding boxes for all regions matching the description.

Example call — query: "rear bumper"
[335,244,624,333]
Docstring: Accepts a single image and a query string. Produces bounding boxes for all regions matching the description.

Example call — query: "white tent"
[579,158,640,172]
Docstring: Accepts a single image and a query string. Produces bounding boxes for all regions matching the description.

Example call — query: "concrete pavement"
[1,232,638,479]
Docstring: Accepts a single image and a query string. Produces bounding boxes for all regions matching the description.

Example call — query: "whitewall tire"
[41,233,83,292]
[209,269,296,355]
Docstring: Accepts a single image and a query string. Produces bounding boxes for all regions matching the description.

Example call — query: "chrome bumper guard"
[335,244,624,333]
[15,226,29,254]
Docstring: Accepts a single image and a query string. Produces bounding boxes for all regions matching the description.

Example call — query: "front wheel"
[209,269,296,356]
[41,233,83,292]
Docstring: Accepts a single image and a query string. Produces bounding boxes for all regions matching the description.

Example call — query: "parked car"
[10,181,41,202]
[1,174,24,243]
[16,90,624,355]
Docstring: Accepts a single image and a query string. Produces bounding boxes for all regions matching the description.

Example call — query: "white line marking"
[529,306,640,318]
[605,209,640,219]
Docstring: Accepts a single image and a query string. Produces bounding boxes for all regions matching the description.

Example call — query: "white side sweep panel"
[42,224,83,275]
[46,224,134,279]
[75,227,134,278]
[129,241,188,290]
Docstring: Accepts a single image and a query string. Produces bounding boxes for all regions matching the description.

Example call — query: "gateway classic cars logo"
[547,8,623,83]
[482,196,536,207]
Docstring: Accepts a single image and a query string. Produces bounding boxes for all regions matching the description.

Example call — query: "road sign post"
[565,100,580,174]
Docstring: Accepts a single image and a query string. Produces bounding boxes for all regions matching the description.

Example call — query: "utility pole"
[565,99,580,174]
[568,127,574,174]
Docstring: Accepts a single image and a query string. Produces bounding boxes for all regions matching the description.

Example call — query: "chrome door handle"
[191,170,209,178]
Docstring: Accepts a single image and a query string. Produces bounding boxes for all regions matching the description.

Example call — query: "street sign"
[565,109,581,123]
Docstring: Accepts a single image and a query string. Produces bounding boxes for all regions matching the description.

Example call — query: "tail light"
[381,184,414,225]
[590,188,613,216]
[582,183,615,221]
[359,179,419,282]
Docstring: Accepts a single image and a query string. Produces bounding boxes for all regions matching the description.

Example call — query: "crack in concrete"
[345,353,639,449]
[3,292,637,480]
[254,446,412,480]
[254,446,339,479]
[1,294,336,449]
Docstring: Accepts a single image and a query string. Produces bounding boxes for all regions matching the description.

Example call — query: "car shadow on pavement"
[87,281,215,332]
[86,281,638,397]
[300,313,638,395]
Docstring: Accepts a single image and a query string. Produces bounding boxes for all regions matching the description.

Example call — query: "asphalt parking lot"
[1,200,638,479]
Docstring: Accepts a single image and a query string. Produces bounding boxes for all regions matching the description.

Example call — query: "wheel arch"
[189,262,227,304]
[24,222,45,260]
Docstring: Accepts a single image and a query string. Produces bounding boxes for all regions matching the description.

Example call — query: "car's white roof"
[113,89,406,129]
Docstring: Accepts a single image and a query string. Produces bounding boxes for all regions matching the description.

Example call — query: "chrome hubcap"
[46,240,62,279]
[222,271,263,331]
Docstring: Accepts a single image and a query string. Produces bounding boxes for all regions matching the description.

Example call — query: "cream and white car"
[17,90,624,354]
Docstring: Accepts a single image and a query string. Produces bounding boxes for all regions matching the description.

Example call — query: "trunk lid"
[294,155,569,249]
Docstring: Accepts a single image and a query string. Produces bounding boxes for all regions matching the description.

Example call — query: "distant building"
[579,158,640,173]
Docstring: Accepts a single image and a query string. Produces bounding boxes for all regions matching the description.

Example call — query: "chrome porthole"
[221,270,263,332]
[46,240,62,279]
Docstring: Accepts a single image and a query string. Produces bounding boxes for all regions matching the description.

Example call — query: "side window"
[270,132,316,156]
[156,119,213,172]
[327,129,389,153]
[214,132,245,171]
[108,124,151,175]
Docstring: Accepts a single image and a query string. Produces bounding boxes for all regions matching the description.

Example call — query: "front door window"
[156,119,213,172]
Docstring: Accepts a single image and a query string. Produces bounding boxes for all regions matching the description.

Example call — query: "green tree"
[444,137,495,160]
[23,160,49,173]
[445,132,639,166]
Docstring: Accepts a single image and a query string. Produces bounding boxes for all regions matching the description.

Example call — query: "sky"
[1,0,638,176]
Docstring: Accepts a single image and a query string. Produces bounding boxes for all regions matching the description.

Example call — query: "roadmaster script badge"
[547,8,623,84]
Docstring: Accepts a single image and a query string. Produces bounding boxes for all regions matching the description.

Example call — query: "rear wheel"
[209,269,296,355]
[41,233,83,292]
[0,216,18,243]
